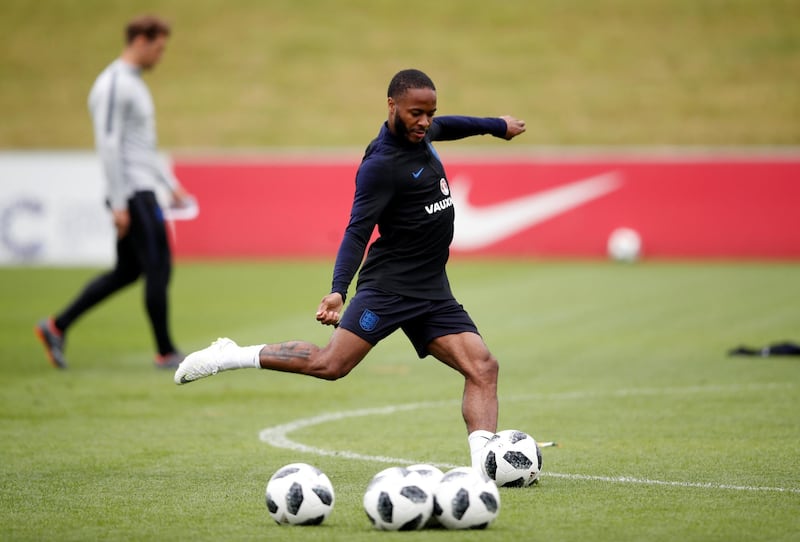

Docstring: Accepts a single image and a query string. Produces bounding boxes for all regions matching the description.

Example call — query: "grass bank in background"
[1,0,798,148]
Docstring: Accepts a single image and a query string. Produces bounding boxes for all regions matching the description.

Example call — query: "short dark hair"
[125,15,171,44]
[387,69,436,99]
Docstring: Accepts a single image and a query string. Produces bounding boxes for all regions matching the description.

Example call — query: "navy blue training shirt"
[331,115,508,300]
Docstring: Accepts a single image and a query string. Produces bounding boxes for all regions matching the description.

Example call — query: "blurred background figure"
[35,14,193,370]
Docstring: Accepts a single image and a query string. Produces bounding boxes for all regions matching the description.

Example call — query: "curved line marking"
[258,384,799,494]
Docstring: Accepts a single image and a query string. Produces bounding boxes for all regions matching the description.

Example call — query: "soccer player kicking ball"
[175,69,526,469]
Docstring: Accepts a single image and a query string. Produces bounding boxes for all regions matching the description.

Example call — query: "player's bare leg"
[175,327,371,384]
[256,328,372,380]
[427,332,499,468]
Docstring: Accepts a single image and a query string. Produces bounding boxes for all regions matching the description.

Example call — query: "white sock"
[219,343,264,371]
[468,430,494,471]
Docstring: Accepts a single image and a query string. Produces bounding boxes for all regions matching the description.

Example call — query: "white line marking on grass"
[502,382,795,402]
[259,402,454,466]
[545,473,800,494]
[258,383,799,494]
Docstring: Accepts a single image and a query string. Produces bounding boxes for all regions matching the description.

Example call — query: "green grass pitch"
[1,260,798,540]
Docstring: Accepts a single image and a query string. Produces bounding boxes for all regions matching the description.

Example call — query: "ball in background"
[265,462,335,526]
[607,227,642,262]
[480,429,542,488]
[363,466,434,531]
[433,467,500,530]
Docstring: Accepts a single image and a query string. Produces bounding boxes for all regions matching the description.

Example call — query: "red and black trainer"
[34,317,67,369]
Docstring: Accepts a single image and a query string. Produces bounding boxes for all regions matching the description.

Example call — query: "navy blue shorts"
[338,288,479,358]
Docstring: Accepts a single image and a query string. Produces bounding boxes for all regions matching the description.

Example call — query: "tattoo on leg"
[266,341,313,362]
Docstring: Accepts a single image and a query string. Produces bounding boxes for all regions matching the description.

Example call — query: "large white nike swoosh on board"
[451,171,623,250]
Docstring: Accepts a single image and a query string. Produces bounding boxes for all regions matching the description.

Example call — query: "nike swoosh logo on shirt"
[412,167,425,178]
[451,172,623,250]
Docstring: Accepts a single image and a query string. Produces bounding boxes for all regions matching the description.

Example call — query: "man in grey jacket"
[36,15,191,369]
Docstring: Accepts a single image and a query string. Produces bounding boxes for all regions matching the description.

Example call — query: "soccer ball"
[363,466,434,531]
[265,463,335,526]
[406,464,444,527]
[607,227,642,262]
[433,467,500,530]
[405,463,444,491]
[480,429,542,488]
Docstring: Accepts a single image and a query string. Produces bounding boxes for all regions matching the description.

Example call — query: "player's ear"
[387,97,395,115]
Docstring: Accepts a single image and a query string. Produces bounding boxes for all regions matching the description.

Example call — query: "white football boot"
[174,337,236,384]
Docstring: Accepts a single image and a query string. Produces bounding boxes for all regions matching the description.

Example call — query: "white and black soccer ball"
[433,467,500,530]
[480,429,542,488]
[265,463,335,526]
[405,463,444,492]
[363,466,434,531]
[405,464,444,527]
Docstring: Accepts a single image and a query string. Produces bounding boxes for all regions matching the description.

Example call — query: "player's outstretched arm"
[499,115,526,140]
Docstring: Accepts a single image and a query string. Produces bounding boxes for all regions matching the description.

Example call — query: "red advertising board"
[171,154,800,259]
